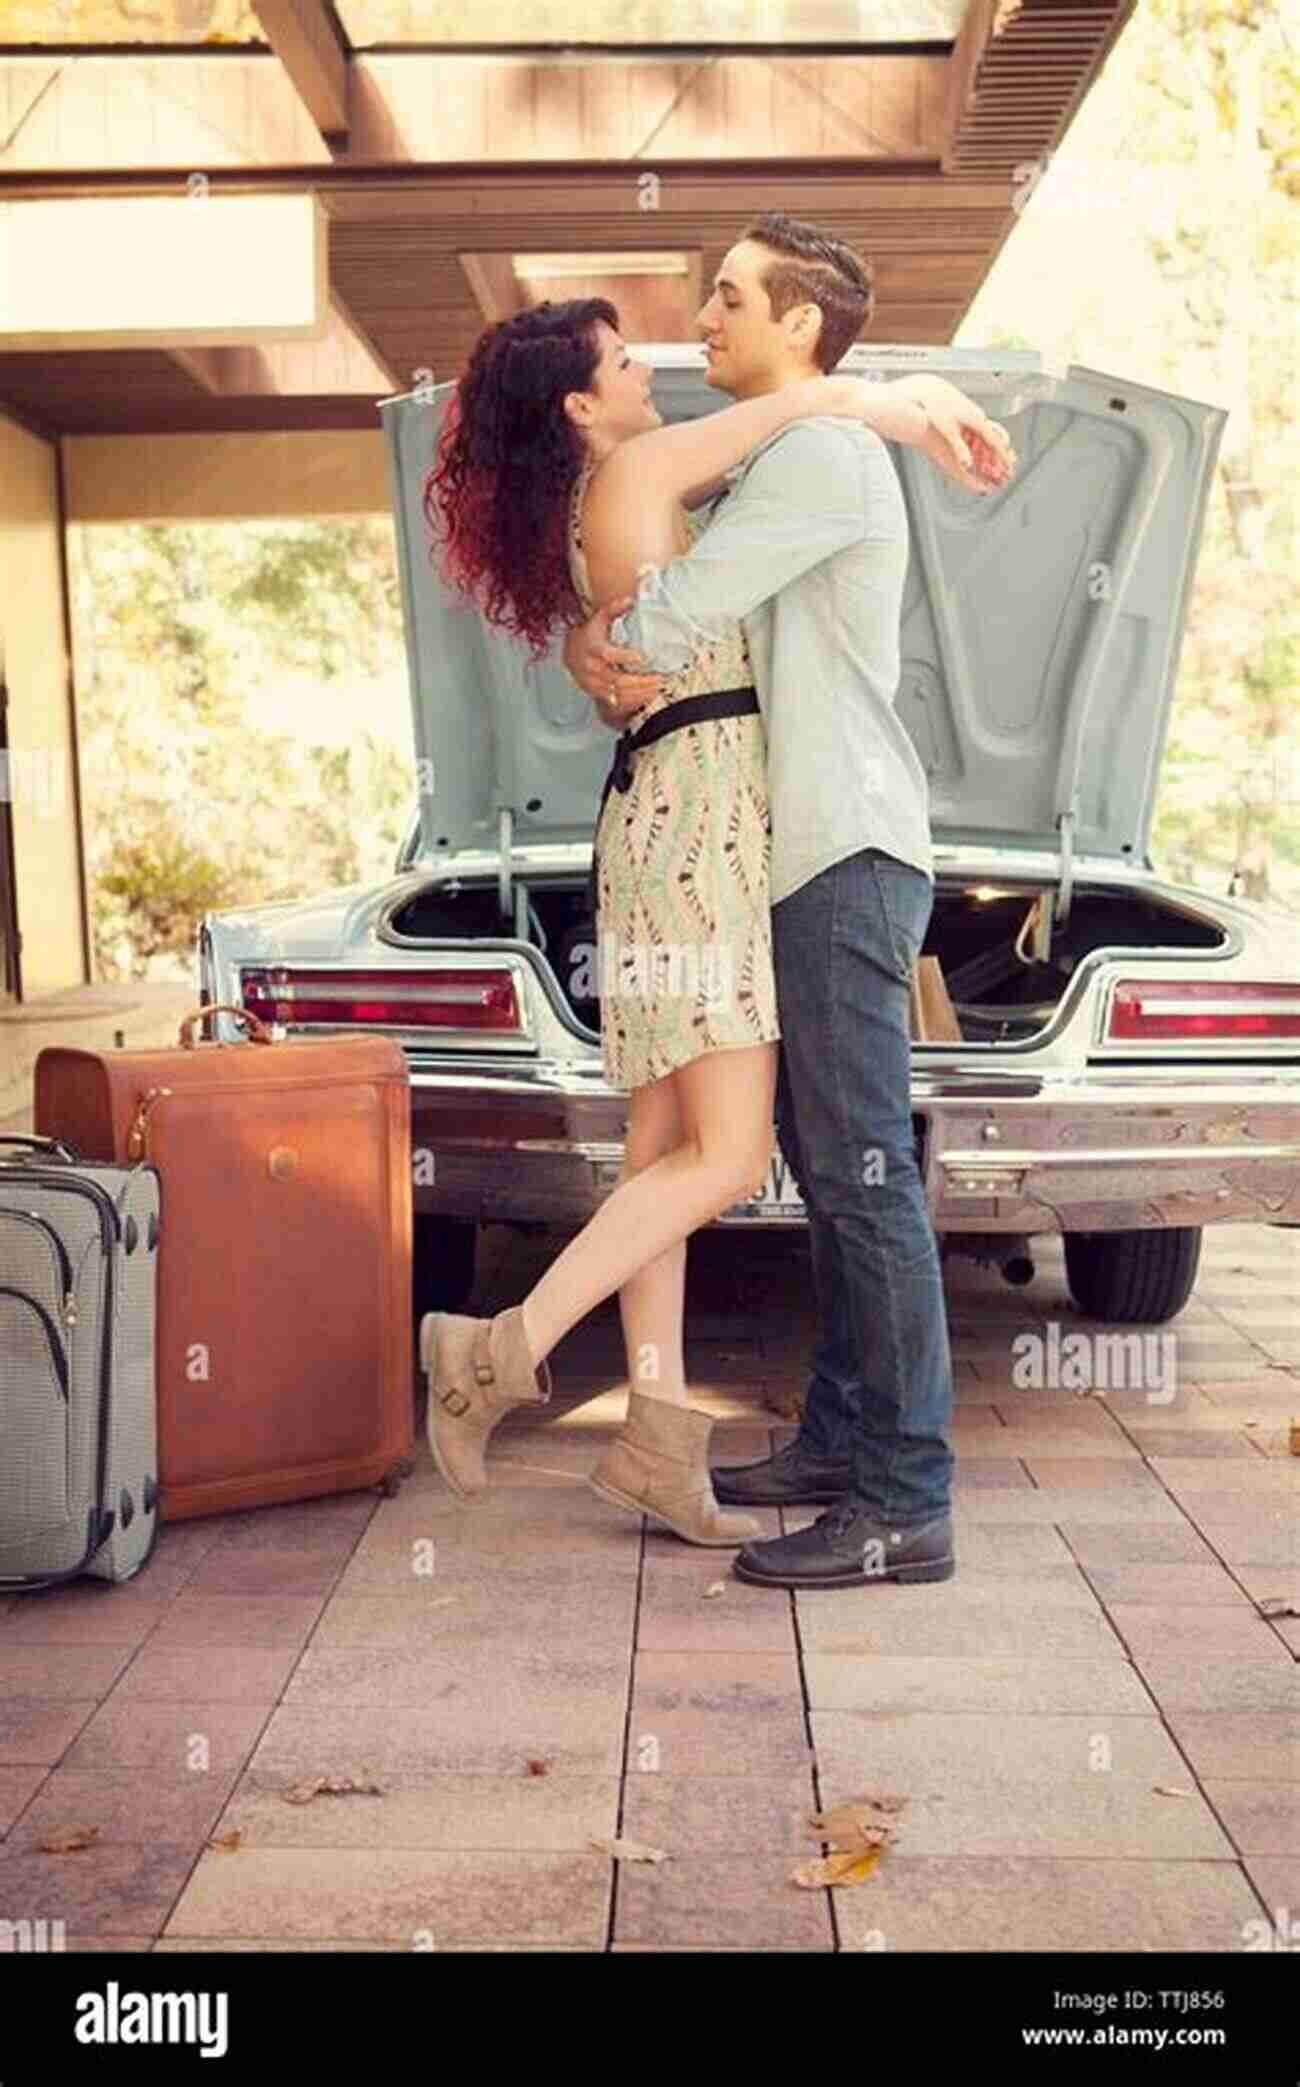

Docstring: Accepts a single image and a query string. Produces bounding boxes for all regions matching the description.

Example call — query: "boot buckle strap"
[471,1328,494,1385]
[439,1385,472,1417]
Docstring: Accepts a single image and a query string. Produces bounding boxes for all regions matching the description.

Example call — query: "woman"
[421,297,961,1545]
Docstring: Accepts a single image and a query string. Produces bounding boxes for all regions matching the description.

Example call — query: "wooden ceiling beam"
[942,0,999,172]
[0,53,941,177]
[252,0,351,151]
[166,347,227,393]
[157,291,391,396]
[459,253,525,325]
[943,0,1137,175]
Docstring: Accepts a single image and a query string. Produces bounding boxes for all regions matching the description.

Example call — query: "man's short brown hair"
[739,211,874,371]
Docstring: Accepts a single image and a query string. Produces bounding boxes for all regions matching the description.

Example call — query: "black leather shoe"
[732,1497,955,1589]
[711,1437,852,1507]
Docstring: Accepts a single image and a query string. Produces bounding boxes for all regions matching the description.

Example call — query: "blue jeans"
[770,846,954,1524]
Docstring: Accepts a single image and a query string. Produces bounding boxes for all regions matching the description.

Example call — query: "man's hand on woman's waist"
[563,597,667,726]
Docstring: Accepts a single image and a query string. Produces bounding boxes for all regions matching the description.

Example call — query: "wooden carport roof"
[0,0,1137,438]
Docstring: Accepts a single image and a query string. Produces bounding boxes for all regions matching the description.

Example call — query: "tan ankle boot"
[588,1392,762,1547]
[421,1305,552,1499]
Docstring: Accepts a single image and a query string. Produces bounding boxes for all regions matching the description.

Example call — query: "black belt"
[587,685,760,918]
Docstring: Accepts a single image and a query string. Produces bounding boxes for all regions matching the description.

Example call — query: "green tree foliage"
[961,0,1299,907]
[68,514,413,980]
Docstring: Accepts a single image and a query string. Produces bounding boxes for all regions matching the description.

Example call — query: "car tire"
[1063,1225,1202,1324]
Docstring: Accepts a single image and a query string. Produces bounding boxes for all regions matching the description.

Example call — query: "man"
[562,211,1016,1591]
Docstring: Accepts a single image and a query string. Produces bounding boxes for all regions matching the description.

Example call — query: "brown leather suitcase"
[33,1003,416,1521]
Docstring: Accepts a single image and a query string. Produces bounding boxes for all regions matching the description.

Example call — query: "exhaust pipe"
[942,1234,1036,1286]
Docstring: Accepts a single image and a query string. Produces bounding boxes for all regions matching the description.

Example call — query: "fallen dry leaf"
[526,1759,549,1777]
[37,1825,99,1853]
[207,1829,243,1852]
[810,1792,907,1843]
[793,1847,885,1889]
[1153,1785,1194,1799]
[281,1774,385,1805]
[1258,1597,1300,1619]
[589,1837,669,1864]
[703,1581,727,1600]
[1289,1420,1300,1456]
[792,1789,906,1889]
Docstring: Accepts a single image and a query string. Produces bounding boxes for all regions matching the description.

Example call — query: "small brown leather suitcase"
[34,1004,416,1521]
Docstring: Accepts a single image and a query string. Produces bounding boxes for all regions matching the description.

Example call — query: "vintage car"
[199,343,1300,1328]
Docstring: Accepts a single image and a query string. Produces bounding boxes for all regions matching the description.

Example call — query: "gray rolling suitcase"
[0,1133,160,1588]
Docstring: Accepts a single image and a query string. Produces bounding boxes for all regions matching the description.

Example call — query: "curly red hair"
[423,298,620,662]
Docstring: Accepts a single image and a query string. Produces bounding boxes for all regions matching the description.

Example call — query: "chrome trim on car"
[376,918,602,1054]
[402,1065,1300,1233]
[938,1144,1300,1186]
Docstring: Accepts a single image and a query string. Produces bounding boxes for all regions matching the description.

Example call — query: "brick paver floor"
[1,1221,1295,1951]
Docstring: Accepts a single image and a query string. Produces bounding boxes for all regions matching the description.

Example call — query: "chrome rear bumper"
[408,1063,1300,1233]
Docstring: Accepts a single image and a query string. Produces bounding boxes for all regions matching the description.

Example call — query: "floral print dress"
[568,457,781,1093]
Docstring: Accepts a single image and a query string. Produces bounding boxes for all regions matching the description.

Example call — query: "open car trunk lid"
[380,345,1227,887]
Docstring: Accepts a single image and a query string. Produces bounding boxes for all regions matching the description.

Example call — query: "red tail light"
[1108,978,1300,1041]
[241,965,523,1033]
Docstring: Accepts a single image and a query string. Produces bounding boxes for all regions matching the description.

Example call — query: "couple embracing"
[419,210,1015,1592]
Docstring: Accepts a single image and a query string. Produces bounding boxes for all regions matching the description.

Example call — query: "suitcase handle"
[0,1132,83,1164]
[177,1003,277,1050]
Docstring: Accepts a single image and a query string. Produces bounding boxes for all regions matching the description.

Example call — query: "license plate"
[718,1151,806,1223]
[715,1116,927,1224]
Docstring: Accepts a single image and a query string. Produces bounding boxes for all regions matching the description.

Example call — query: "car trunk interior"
[387,873,1227,1046]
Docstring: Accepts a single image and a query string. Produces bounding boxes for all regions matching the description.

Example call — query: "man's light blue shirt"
[610,414,934,905]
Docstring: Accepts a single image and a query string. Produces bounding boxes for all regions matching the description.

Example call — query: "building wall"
[0,410,86,997]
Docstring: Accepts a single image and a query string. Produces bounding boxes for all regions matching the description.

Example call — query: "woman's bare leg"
[519,1040,777,1365]
[615,1071,688,1407]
